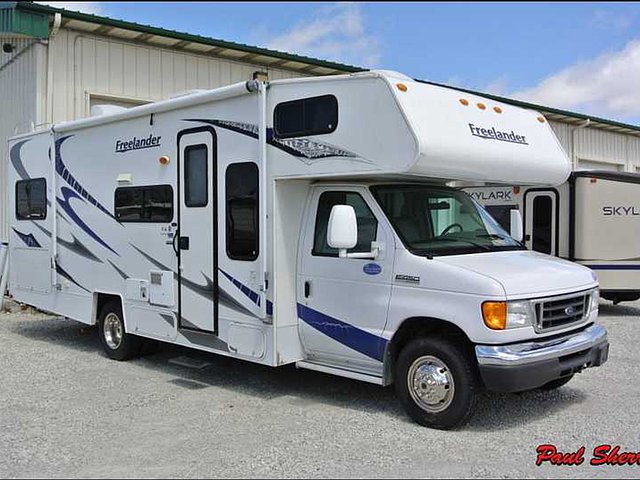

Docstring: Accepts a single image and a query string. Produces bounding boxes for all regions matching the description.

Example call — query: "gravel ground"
[0,300,638,478]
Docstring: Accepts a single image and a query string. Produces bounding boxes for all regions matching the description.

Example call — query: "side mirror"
[510,209,523,242]
[327,205,358,255]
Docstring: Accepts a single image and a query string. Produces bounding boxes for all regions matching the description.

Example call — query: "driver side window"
[313,191,378,256]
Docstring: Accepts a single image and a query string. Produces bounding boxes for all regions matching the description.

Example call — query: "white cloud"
[264,3,381,68]
[510,40,640,122]
[483,76,509,96]
[35,2,104,15]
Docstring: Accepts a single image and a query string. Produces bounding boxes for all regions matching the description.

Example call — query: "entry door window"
[184,145,208,207]
[532,196,553,254]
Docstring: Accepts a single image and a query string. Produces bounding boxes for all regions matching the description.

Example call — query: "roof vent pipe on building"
[571,118,591,170]
[51,12,62,37]
[45,12,62,125]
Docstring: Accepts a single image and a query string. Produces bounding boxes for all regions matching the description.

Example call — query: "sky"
[38,2,640,125]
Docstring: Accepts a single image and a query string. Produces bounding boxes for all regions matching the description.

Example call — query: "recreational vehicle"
[6,71,609,429]
[466,171,640,305]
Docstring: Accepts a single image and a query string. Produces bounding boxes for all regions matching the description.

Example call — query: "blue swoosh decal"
[57,187,118,256]
[10,139,31,180]
[12,228,42,248]
[184,119,360,162]
[55,135,120,222]
[219,268,261,306]
[297,303,387,362]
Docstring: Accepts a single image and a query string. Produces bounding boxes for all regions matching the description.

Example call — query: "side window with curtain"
[226,162,259,260]
[16,178,47,220]
[313,191,378,256]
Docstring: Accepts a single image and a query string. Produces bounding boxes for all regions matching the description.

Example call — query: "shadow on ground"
[12,315,586,432]
[598,301,640,317]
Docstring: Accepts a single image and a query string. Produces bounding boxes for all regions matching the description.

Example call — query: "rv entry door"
[524,190,558,256]
[177,128,218,333]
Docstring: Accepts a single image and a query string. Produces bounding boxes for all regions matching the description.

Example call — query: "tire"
[395,337,479,429]
[539,374,574,391]
[98,300,141,361]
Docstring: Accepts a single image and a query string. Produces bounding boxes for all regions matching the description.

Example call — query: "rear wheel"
[98,301,141,361]
[539,374,574,391]
[395,337,479,429]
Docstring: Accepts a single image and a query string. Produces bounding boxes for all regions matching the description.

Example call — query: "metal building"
[2,1,640,241]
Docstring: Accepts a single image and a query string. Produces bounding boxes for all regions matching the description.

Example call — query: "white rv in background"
[7,71,608,429]
[466,171,640,305]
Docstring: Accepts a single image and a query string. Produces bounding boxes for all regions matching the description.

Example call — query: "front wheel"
[395,337,479,429]
[98,301,141,361]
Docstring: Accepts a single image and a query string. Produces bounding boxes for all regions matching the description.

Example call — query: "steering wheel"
[441,223,464,236]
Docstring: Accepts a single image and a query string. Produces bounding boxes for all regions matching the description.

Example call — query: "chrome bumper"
[476,323,608,367]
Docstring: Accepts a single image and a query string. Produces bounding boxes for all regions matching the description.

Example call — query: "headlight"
[482,300,535,330]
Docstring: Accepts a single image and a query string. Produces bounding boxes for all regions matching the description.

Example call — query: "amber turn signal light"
[482,301,507,330]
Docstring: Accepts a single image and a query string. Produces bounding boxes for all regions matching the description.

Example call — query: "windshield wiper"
[476,233,511,241]
[476,233,526,247]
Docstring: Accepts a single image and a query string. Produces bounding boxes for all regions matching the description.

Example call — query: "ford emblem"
[564,306,576,316]
[363,263,382,275]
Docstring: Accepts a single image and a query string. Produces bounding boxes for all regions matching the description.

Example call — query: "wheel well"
[383,317,474,386]
[92,292,122,325]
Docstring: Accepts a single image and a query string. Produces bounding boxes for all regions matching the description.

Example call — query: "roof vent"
[90,104,129,117]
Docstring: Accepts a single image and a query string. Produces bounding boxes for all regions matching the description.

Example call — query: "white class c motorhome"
[7,71,609,429]
[465,171,640,305]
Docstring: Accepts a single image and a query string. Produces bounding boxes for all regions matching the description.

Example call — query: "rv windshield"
[371,185,524,257]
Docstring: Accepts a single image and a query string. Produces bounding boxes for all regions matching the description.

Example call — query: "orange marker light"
[590,177,598,183]
[477,102,486,110]
[537,116,546,123]
[159,156,170,165]
[459,98,469,106]
[482,301,507,330]
[513,186,520,195]
[493,106,503,114]
[396,83,408,92]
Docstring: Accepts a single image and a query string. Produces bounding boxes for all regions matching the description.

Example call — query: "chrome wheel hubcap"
[103,313,123,350]
[408,355,455,413]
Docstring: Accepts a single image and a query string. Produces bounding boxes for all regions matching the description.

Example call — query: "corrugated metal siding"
[49,29,306,122]
[549,120,640,172]
[548,120,573,158]
[0,36,45,241]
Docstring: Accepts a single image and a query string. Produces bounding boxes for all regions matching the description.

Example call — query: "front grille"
[534,293,590,332]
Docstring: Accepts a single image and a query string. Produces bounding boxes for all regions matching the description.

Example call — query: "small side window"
[226,162,259,260]
[16,178,47,220]
[114,185,173,222]
[274,95,338,138]
[313,191,378,257]
[184,144,208,207]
